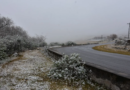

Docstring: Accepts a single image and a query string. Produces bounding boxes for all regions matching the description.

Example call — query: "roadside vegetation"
[43,47,109,90]
[93,34,118,41]
[0,15,47,60]
[93,45,130,55]
[49,41,76,47]
[0,49,108,90]
[48,53,89,85]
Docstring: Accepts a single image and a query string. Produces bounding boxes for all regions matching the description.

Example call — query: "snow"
[0,50,52,90]
[0,49,107,90]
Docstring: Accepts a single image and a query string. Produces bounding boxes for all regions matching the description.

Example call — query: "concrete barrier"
[47,49,63,60]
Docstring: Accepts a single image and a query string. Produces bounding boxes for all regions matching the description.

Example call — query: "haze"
[0,0,130,43]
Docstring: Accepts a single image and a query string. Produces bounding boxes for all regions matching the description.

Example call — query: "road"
[51,44,130,79]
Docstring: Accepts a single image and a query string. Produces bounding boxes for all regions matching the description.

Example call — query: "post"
[128,23,130,39]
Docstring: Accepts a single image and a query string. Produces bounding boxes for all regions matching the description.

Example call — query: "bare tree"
[109,34,118,40]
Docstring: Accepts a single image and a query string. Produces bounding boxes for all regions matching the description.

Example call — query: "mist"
[0,0,130,43]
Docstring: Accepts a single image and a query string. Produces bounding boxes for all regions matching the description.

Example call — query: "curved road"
[51,44,130,79]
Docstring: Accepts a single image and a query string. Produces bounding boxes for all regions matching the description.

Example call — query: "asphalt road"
[51,44,130,79]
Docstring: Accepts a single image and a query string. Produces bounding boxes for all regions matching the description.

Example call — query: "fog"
[0,0,130,43]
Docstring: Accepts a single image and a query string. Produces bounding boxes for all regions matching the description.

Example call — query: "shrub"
[65,41,76,46]
[49,42,61,46]
[0,35,46,58]
[48,53,88,83]
[0,15,46,60]
[0,42,7,60]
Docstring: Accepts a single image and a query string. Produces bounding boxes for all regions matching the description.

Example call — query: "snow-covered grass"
[0,49,108,90]
[0,50,52,90]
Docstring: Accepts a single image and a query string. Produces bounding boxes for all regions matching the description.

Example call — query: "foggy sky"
[0,0,130,43]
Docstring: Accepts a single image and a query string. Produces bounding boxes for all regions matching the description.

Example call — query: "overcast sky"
[0,0,130,43]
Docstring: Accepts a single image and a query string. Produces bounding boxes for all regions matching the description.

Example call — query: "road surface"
[51,44,130,79]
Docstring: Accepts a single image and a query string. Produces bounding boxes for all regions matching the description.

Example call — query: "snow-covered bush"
[48,53,88,83]
[0,15,46,60]
[65,41,76,46]
[0,35,47,58]
[0,42,7,60]
[49,42,61,46]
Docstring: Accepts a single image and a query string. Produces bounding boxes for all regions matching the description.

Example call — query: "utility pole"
[128,23,130,39]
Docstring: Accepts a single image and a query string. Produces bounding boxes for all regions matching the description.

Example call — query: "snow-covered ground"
[0,50,53,90]
[0,50,107,90]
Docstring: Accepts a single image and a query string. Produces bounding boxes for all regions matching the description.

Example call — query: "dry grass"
[2,55,24,68]
[93,45,130,56]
